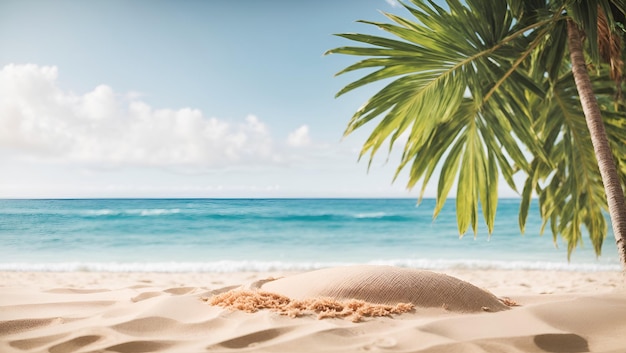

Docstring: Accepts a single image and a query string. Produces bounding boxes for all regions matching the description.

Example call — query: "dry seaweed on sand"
[499,297,520,307]
[206,289,415,322]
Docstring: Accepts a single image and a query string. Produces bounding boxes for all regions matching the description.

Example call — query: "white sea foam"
[0,259,619,273]
[134,208,181,216]
[366,259,622,272]
[83,209,182,216]
[84,209,119,216]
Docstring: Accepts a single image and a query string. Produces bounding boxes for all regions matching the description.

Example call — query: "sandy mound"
[258,265,509,313]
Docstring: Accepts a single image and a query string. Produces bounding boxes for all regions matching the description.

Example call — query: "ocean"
[0,198,620,272]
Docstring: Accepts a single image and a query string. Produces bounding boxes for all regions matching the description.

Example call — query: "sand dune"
[0,268,624,353]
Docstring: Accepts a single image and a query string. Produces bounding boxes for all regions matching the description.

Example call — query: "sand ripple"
[0,267,624,353]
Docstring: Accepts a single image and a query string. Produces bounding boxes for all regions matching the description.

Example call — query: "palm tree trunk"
[567,20,626,269]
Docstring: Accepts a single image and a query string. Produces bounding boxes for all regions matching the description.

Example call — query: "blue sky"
[0,0,521,198]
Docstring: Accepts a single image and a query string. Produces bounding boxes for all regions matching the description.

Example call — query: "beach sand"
[1,267,625,353]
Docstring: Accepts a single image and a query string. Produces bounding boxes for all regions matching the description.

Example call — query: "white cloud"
[385,0,401,8]
[287,125,311,147]
[0,64,278,169]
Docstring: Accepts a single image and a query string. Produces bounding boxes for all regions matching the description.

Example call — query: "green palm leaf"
[328,0,626,261]
[519,65,625,258]
[326,0,549,236]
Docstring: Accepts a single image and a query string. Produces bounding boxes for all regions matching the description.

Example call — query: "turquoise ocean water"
[0,198,620,272]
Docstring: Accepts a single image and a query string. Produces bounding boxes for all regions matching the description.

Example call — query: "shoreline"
[0,259,620,273]
[1,268,623,294]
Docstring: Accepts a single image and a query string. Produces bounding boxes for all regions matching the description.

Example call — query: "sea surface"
[0,198,620,272]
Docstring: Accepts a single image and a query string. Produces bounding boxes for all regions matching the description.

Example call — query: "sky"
[0,0,522,199]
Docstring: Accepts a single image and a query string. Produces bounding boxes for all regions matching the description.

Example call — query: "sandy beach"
[1,267,624,353]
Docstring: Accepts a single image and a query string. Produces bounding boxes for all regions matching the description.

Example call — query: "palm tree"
[564,6,626,266]
[326,0,626,267]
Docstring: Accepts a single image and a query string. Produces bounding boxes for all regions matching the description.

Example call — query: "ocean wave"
[0,261,344,273]
[130,209,181,216]
[84,209,119,216]
[0,259,619,273]
[276,214,405,222]
[354,212,387,219]
[83,209,182,217]
[365,259,622,272]
[15,208,408,222]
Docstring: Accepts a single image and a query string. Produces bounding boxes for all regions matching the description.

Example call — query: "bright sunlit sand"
[1,267,624,353]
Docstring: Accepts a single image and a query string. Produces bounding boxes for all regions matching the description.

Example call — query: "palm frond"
[327,0,626,258]
[326,0,553,235]
[519,65,626,258]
